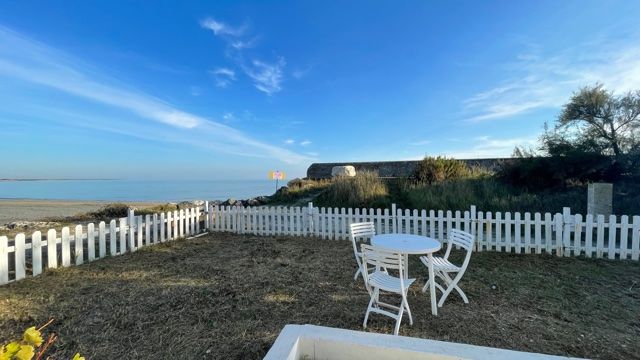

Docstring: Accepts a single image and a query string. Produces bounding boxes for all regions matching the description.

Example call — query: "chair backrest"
[360,244,407,290]
[349,222,375,240]
[444,229,475,267]
[349,222,375,272]
[449,229,474,251]
[349,222,375,253]
[360,244,405,271]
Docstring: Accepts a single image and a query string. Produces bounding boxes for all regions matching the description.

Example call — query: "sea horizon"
[0,179,279,202]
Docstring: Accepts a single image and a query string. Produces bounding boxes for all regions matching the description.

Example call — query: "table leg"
[404,253,409,279]
[428,253,437,316]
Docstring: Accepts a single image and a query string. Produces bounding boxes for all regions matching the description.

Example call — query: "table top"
[371,234,441,254]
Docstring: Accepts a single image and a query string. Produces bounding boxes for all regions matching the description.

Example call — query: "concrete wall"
[265,325,582,360]
[306,158,511,179]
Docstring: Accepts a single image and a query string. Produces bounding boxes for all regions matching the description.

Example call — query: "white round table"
[371,234,441,315]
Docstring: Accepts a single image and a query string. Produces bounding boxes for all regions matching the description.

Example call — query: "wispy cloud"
[210,67,236,88]
[409,140,431,146]
[463,38,640,122]
[230,38,258,50]
[200,17,286,95]
[439,136,538,158]
[0,25,310,164]
[242,58,285,95]
[284,139,295,144]
[292,65,312,79]
[200,18,246,37]
[299,140,311,146]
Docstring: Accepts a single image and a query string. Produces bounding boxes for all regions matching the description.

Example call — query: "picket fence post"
[15,234,26,281]
[307,202,314,235]
[561,207,572,257]
[469,205,477,251]
[0,236,8,284]
[631,216,640,260]
[391,204,397,233]
[47,229,57,269]
[32,231,42,276]
[128,209,136,251]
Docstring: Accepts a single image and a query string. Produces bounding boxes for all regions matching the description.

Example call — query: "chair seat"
[419,256,460,272]
[369,271,415,293]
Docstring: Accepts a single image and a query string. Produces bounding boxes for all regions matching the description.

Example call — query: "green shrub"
[411,156,470,184]
[316,171,389,208]
[89,203,130,220]
[136,203,178,215]
[266,178,331,205]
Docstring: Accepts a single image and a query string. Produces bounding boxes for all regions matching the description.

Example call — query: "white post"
[47,229,57,269]
[470,205,477,236]
[32,231,42,276]
[75,225,83,265]
[119,218,127,253]
[62,227,71,267]
[152,214,159,243]
[196,206,201,234]
[128,208,135,251]
[15,234,26,280]
[391,203,397,233]
[87,223,95,262]
[0,236,8,284]
[145,214,151,245]
[562,207,572,257]
[204,201,210,230]
[99,221,106,258]
[136,215,143,249]
[307,202,314,234]
[109,220,117,255]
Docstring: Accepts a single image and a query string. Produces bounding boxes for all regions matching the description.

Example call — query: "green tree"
[501,84,640,189]
[555,84,640,157]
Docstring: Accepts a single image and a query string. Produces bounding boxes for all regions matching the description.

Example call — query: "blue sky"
[1,1,639,180]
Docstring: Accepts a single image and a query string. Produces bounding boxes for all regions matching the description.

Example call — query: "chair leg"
[456,286,469,304]
[363,288,378,329]
[402,294,413,325]
[438,272,465,307]
[354,267,362,280]
[442,272,468,303]
[421,278,431,293]
[393,307,404,335]
[423,276,445,294]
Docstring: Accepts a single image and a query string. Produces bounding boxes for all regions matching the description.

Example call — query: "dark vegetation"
[41,203,180,223]
[0,234,637,359]
[268,85,640,215]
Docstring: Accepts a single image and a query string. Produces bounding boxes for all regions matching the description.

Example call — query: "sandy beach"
[0,199,162,224]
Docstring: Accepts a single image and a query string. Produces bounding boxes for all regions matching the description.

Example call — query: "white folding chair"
[361,244,415,335]
[349,222,375,280]
[420,229,474,307]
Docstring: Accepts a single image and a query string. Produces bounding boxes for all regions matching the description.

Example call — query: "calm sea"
[0,180,278,202]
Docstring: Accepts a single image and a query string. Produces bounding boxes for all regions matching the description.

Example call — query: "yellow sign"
[268,170,286,180]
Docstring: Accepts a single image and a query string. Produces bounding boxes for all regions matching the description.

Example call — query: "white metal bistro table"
[371,234,442,315]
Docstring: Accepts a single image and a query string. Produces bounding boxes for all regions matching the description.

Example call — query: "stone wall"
[306,158,512,179]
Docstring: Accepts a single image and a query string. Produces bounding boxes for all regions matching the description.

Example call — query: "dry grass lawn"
[0,233,638,359]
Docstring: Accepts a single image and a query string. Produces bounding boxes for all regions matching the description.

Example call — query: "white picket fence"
[3,202,639,286]
[0,207,207,285]
[207,203,640,261]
